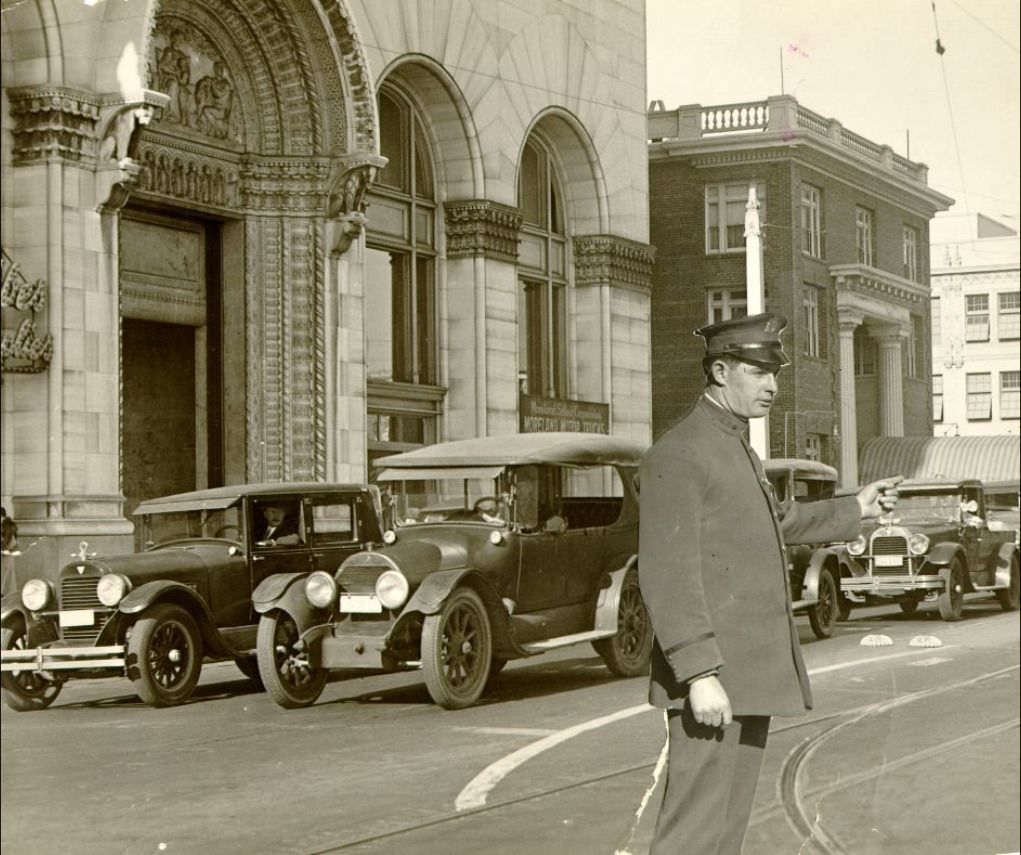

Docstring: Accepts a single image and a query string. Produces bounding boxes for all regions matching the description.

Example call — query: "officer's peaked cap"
[695,311,791,367]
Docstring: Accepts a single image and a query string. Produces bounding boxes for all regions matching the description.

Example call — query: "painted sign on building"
[519,394,610,434]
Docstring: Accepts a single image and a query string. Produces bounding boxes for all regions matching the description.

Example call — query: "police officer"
[636,312,900,854]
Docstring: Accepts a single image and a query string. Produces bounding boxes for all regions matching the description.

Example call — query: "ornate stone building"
[1,0,652,573]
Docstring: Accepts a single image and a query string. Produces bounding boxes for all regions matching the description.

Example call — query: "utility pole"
[745,185,769,458]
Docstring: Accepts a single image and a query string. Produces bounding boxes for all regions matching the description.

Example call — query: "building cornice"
[831,262,929,309]
[574,234,656,293]
[444,200,523,263]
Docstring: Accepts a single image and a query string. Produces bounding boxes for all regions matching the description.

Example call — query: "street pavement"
[2,597,1018,855]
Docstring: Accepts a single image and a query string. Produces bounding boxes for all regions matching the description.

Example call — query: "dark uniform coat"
[638,397,862,717]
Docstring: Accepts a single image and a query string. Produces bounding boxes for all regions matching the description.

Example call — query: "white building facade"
[1,0,652,574]
[930,214,1020,437]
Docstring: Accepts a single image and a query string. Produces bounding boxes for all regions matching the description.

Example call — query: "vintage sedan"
[837,478,1020,620]
[763,458,845,638]
[253,432,653,709]
[0,483,382,710]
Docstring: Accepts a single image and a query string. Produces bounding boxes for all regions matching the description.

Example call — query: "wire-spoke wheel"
[594,568,653,676]
[421,588,492,709]
[808,567,839,639]
[257,611,327,709]
[1,619,62,712]
[126,603,202,707]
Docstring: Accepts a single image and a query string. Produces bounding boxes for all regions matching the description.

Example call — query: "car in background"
[0,483,382,710]
[253,432,653,709]
[984,479,1020,541]
[763,459,845,638]
[836,478,1020,620]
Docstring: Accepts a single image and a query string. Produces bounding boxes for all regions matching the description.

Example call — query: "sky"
[646,0,1021,232]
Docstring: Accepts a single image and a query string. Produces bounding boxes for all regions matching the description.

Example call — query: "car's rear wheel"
[594,568,653,676]
[937,558,966,621]
[421,587,492,709]
[126,603,203,707]
[257,611,327,709]
[808,567,839,639]
[996,555,1020,612]
[1,619,62,712]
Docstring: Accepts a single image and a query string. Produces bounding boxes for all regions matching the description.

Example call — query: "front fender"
[924,542,961,569]
[800,547,840,602]
[402,568,480,616]
[252,572,308,613]
[119,580,212,617]
[1,589,25,625]
[994,544,1019,589]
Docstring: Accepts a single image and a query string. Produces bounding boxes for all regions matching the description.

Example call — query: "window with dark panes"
[517,138,568,398]
[932,375,943,423]
[705,182,765,253]
[800,184,822,258]
[706,288,747,324]
[855,207,874,266]
[853,326,876,376]
[364,84,442,466]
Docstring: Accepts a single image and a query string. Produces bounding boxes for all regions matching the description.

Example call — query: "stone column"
[837,315,861,488]
[873,325,906,437]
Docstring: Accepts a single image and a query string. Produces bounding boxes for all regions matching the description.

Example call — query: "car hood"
[862,518,960,538]
[339,534,470,587]
[60,543,232,581]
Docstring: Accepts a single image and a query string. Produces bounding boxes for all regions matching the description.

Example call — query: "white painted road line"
[454,645,950,811]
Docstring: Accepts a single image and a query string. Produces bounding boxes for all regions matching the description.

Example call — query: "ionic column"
[837,316,861,488]
[873,326,906,437]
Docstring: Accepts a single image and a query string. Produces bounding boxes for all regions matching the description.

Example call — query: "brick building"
[1,0,652,574]
[648,95,953,486]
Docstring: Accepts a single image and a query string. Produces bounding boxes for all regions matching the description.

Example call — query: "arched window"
[364,85,441,465]
[517,138,567,398]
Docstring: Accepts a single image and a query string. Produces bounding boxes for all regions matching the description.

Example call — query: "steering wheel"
[473,497,499,516]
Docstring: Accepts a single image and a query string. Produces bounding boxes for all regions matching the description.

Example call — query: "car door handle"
[252,555,264,562]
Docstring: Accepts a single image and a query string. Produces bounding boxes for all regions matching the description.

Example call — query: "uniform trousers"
[650,706,771,855]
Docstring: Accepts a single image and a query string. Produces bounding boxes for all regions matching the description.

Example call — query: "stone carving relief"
[151,19,243,145]
[574,235,656,292]
[445,201,523,263]
[326,153,388,253]
[136,141,241,209]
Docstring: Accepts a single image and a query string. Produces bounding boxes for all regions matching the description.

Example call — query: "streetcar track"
[778,664,1020,855]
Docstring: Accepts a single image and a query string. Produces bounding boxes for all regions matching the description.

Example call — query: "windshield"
[389,477,505,526]
[143,507,243,547]
[889,492,964,525]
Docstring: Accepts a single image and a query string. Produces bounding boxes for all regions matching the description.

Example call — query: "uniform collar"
[697,393,749,437]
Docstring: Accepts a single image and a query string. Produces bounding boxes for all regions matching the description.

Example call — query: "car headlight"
[382,529,397,545]
[375,570,409,610]
[21,578,52,612]
[908,533,930,555]
[96,574,131,607]
[304,571,338,609]
[846,535,867,556]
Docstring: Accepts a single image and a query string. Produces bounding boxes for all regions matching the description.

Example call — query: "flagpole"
[745,186,769,459]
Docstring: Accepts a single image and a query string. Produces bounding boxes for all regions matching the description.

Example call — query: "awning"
[858,435,1020,484]
[376,465,506,482]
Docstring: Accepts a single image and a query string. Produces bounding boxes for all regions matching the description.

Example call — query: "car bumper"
[841,575,944,596]
[0,644,126,672]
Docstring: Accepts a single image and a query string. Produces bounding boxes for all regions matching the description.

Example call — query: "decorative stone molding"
[327,152,388,254]
[444,201,523,262]
[134,135,242,211]
[830,263,927,309]
[239,155,334,215]
[1,248,53,374]
[573,234,656,292]
[95,91,170,211]
[8,86,101,164]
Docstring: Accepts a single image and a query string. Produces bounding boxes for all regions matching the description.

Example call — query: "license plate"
[339,594,383,614]
[59,609,95,628]
[874,555,904,568]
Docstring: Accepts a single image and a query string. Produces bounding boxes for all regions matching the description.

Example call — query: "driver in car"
[258,503,301,546]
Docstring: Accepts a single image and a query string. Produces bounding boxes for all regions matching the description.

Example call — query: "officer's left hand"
[856,475,904,520]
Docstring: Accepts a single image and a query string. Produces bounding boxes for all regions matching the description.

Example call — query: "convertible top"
[374,432,646,471]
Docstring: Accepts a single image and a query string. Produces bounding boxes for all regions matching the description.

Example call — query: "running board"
[521,629,616,653]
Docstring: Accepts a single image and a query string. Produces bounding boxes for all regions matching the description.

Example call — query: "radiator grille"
[871,535,908,556]
[58,576,104,644]
[338,565,383,594]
